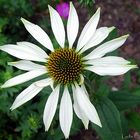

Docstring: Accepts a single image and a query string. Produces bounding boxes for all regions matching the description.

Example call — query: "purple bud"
[56,2,70,19]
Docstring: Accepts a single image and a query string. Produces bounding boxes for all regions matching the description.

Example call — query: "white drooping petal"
[10,78,52,110]
[0,45,46,62]
[81,84,89,98]
[67,2,79,48]
[21,18,54,51]
[34,78,53,87]
[75,84,102,127]
[17,41,48,58]
[76,8,100,52]
[48,5,65,48]
[8,60,46,71]
[1,69,46,88]
[59,87,73,139]
[85,65,137,76]
[84,35,129,60]
[73,102,89,129]
[74,102,89,129]
[43,85,60,131]
[72,86,89,129]
[85,56,130,66]
[81,27,111,53]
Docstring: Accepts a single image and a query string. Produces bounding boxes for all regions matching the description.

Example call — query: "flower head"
[0,2,136,139]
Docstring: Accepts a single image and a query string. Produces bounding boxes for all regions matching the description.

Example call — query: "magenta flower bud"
[56,2,70,19]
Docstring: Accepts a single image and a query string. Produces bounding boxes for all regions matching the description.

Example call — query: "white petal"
[78,74,84,85]
[73,101,89,129]
[0,44,46,62]
[81,27,110,53]
[67,2,79,48]
[85,65,137,76]
[75,84,102,127]
[43,85,60,131]
[1,69,46,88]
[17,41,48,58]
[76,8,100,51]
[8,60,46,71]
[81,84,89,98]
[84,35,129,60]
[48,5,65,48]
[85,56,130,66]
[72,86,89,129]
[10,78,51,110]
[21,18,54,51]
[59,87,73,139]
[34,78,53,87]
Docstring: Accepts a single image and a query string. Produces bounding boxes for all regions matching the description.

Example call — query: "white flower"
[0,2,136,139]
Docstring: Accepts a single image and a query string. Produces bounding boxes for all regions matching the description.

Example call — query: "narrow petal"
[75,84,102,127]
[17,41,48,58]
[43,85,60,131]
[67,2,79,48]
[8,60,46,71]
[48,5,65,48]
[34,78,53,87]
[85,65,137,76]
[81,84,89,98]
[1,69,46,88]
[84,35,129,60]
[73,101,89,129]
[59,87,73,139]
[0,44,46,62]
[21,18,54,51]
[85,56,130,66]
[76,8,100,51]
[81,27,111,53]
[79,74,84,85]
[72,86,89,129]
[10,78,51,110]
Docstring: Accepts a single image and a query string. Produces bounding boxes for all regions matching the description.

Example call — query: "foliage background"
[0,0,140,140]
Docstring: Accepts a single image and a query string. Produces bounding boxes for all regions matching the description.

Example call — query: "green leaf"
[92,97,123,140]
[105,28,118,41]
[120,113,129,137]
[122,72,131,89]
[109,91,140,111]
[78,0,95,6]
[127,112,140,132]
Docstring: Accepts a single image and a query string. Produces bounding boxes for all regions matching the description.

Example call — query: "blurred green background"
[0,0,140,140]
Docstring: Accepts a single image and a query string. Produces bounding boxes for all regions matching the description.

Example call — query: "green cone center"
[47,48,83,85]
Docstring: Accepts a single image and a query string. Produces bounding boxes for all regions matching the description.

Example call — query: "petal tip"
[123,34,129,39]
[21,18,31,25]
[10,107,14,111]
[48,4,50,7]
[70,1,73,7]
[48,5,53,13]
[131,65,138,69]
[98,121,102,128]
[10,104,16,111]
[94,7,100,18]
[8,62,17,65]
[20,17,24,21]
[21,17,26,23]
[0,45,6,50]
[44,127,49,132]
[97,7,101,13]
[94,118,102,127]
[64,135,69,139]
[108,26,115,32]
[1,84,6,89]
